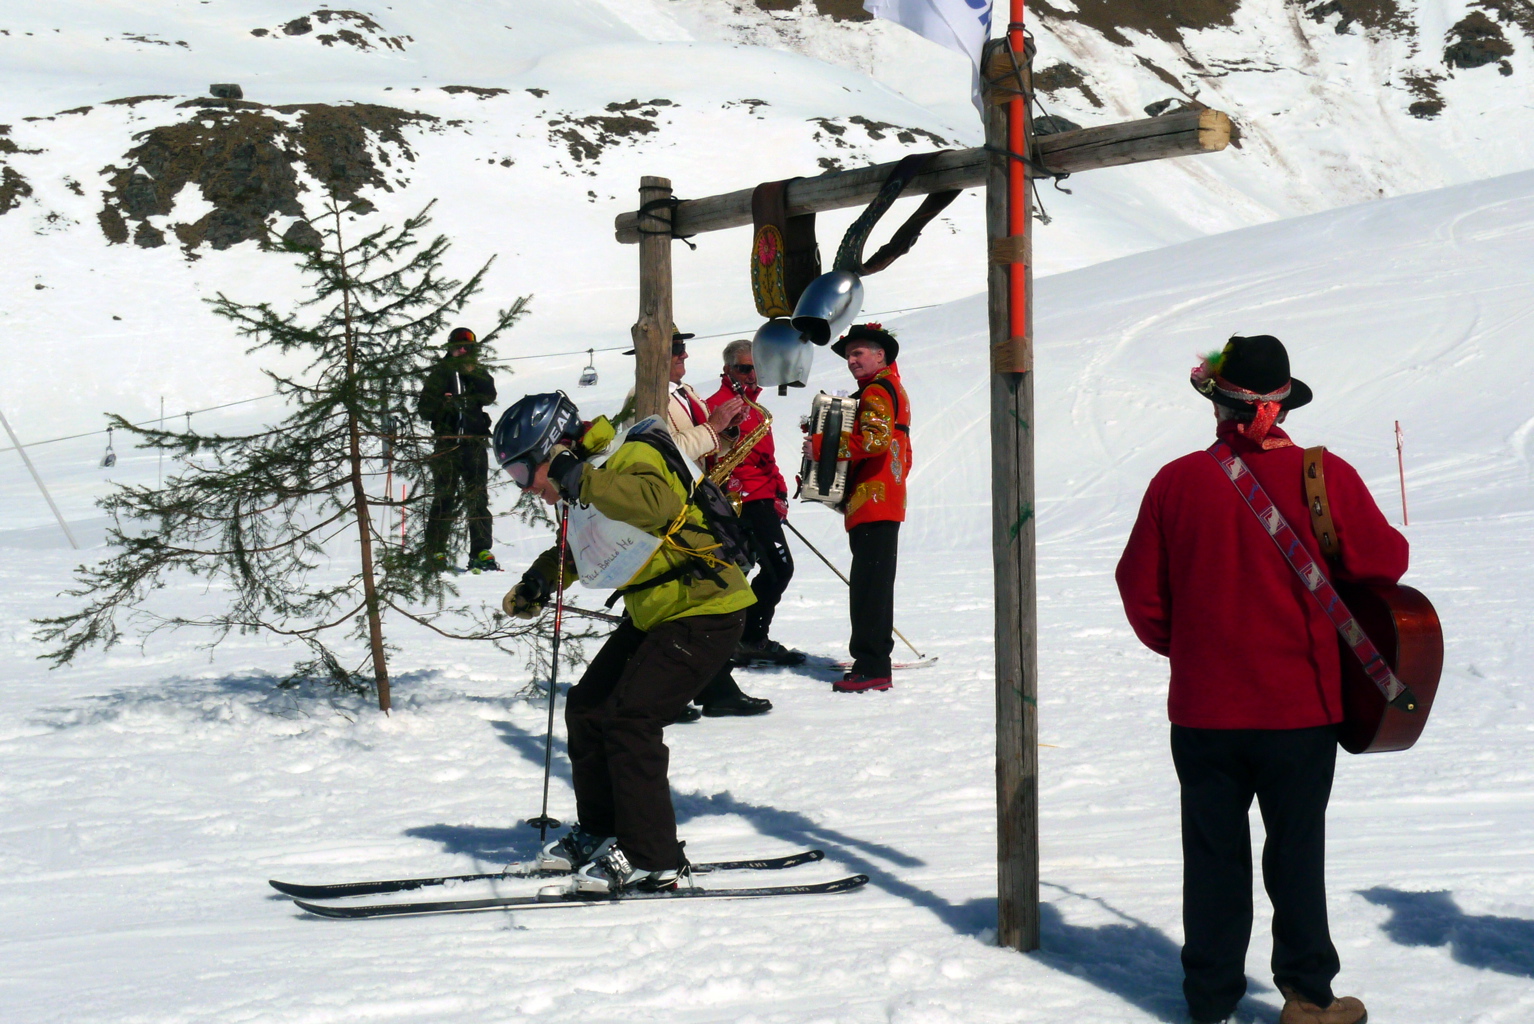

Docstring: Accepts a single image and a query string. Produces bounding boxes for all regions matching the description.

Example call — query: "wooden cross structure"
[613,41,1231,952]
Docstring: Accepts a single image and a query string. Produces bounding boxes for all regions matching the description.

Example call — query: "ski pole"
[1395,420,1409,526]
[0,405,79,550]
[527,503,570,841]
[782,519,925,660]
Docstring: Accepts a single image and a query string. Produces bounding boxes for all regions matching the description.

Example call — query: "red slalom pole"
[1008,0,1027,354]
[1395,420,1409,526]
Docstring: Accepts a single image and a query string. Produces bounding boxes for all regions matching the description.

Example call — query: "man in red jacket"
[705,339,802,667]
[1116,335,1407,1024]
[809,324,911,693]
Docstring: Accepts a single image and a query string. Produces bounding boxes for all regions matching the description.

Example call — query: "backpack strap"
[1303,446,1340,560]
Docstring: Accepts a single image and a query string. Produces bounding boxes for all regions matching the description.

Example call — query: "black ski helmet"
[446,326,477,349]
[493,392,581,487]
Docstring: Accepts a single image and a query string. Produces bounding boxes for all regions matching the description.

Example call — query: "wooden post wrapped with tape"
[984,35,1041,954]
[632,176,675,422]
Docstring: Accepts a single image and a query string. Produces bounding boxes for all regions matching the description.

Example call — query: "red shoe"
[833,672,892,693]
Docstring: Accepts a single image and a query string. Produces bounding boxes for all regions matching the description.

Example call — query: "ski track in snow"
[2,168,1533,1022]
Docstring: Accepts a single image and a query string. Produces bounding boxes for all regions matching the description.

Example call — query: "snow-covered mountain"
[2,1,1530,447]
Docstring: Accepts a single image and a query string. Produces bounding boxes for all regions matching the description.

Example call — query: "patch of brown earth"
[442,86,509,98]
[1445,10,1515,73]
[752,0,871,18]
[253,10,411,51]
[1298,0,1414,36]
[1032,0,1242,47]
[545,100,673,164]
[98,102,436,251]
[1035,63,1105,108]
[0,125,38,215]
[1403,72,1445,118]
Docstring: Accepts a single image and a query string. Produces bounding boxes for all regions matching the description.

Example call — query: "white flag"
[863,0,994,113]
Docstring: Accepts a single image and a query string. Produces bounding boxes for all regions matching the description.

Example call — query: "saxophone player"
[619,330,771,719]
[705,340,803,667]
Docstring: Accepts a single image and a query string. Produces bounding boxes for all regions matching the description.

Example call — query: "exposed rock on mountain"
[97,102,435,251]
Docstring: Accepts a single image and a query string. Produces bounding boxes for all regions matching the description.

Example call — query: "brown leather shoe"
[1279,987,1367,1024]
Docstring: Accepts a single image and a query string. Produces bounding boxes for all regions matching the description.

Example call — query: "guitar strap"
[1302,446,1340,559]
[1207,441,1416,710]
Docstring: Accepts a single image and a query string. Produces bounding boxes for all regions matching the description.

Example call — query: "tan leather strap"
[1303,446,1340,560]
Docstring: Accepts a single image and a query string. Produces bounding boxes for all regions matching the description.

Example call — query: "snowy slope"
[3,163,1532,1024]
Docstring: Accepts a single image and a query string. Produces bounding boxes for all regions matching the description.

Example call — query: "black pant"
[1171,724,1340,1021]
[848,520,899,677]
[739,498,795,643]
[424,440,492,560]
[565,611,746,869]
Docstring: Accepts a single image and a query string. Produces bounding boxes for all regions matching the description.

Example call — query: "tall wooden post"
[632,176,675,421]
[984,34,1040,952]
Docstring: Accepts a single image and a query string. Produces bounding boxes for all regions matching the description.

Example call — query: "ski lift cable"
[0,302,943,454]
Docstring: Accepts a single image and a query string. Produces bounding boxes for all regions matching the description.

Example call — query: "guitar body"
[1334,581,1443,754]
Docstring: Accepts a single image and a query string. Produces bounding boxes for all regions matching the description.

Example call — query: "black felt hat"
[1191,335,1311,411]
[622,329,695,356]
[831,323,898,363]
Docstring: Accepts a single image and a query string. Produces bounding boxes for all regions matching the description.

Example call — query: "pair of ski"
[272,848,868,918]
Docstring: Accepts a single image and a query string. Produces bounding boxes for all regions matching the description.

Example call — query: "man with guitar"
[1116,335,1408,1024]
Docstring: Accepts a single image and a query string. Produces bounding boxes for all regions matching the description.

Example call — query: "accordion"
[798,391,859,507]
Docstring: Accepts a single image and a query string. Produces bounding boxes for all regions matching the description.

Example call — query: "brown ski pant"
[564,609,746,870]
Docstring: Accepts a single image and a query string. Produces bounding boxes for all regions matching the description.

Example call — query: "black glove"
[548,446,584,502]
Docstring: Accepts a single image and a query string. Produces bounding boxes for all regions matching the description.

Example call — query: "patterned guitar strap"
[1207,441,1418,712]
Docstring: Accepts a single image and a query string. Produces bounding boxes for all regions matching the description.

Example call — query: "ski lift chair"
[101,426,117,468]
[578,349,598,387]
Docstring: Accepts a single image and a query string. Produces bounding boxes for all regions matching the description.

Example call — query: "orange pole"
[1008,0,1026,347]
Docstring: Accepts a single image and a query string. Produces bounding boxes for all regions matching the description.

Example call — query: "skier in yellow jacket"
[493,392,754,895]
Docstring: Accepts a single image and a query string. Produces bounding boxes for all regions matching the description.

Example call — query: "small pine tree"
[37,198,540,711]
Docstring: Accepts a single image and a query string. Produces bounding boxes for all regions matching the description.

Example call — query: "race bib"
[564,500,662,589]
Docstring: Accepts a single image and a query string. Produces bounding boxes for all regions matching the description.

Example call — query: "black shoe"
[734,638,806,666]
[670,705,703,724]
[701,693,773,717]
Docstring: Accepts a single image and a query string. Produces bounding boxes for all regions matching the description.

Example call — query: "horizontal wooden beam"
[613,109,1231,243]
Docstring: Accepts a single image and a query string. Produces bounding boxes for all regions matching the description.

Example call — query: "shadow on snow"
[404,719,1290,1023]
[1360,887,1534,979]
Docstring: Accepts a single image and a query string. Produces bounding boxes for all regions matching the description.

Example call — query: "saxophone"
[707,382,772,512]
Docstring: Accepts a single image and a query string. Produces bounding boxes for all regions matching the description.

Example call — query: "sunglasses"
[729,364,756,374]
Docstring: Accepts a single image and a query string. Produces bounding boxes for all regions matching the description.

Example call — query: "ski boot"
[536,826,614,873]
[733,637,807,667]
[833,670,892,693]
[467,550,502,574]
[561,845,691,895]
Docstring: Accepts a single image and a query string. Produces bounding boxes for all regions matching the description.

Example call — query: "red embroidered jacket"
[811,364,911,531]
[703,375,787,505]
[1115,422,1409,730]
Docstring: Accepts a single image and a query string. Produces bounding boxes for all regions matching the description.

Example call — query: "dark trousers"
[1171,724,1340,1021]
[739,498,795,644]
[565,610,746,869]
[424,440,492,560]
[848,520,899,677]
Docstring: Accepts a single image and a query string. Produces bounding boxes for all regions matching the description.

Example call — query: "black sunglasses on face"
[729,364,756,374]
